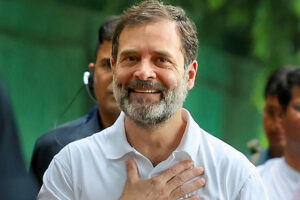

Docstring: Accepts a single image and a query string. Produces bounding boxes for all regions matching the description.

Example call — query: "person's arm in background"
[0,75,38,199]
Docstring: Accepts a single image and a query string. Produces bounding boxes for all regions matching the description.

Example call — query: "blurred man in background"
[249,66,295,165]
[258,67,300,200]
[30,16,121,187]
[0,76,37,200]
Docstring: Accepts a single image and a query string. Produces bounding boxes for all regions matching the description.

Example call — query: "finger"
[167,166,204,190]
[158,160,194,183]
[125,158,139,182]
[170,177,206,199]
[174,195,201,200]
[186,195,202,200]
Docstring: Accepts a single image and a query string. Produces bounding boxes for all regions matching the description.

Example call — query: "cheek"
[264,116,275,129]
[114,67,136,85]
[94,71,112,91]
[281,114,296,135]
[157,71,179,89]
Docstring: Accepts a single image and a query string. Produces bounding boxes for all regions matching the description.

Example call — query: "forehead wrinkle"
[118,21,185,70]
[121,20,181,47]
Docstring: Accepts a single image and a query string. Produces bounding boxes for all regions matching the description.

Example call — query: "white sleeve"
[37,154,74,200]
[236,172,269,200]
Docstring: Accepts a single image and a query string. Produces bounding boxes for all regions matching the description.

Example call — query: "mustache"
[124,79,167,92]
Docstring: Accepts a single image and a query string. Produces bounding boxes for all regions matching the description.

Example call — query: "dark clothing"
[0,76,37,200]
[30,106,103,187]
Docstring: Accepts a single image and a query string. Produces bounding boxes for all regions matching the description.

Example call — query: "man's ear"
[110,58,115,71]
[88,63,95,72]
[187,60,198,90]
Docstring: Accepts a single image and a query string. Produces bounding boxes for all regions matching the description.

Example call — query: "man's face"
[281,86,300,144]
[92,41,120,114]
[112,20,196,126]
[263,95,286,149]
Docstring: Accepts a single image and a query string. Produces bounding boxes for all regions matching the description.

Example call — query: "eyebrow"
[119,49,138,58]
[153,50,173,59]
[119,50,174,59]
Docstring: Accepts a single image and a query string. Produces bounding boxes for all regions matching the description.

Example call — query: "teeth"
[134,89,158,93]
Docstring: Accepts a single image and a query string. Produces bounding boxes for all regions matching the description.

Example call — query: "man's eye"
[293,105,300,112]
[120,56,138,66]
[128,56,136,61]
[101,59,111,68]
[155,57,172,68]
[158,57,167,62]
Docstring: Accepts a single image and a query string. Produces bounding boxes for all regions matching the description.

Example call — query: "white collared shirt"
[258,157,300,200]
[38,110,268,200]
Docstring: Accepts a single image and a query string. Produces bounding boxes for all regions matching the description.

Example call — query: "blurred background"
[1,0,300,166]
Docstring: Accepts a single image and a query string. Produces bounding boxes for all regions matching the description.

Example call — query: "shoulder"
[51,128,109,172]
[39,128,112,199]
[186,110,253,172]
[257,157,282,176]
[256,157,285,200]
[186,109,250,165]
[200,129,251,166]
[52,114,126,169]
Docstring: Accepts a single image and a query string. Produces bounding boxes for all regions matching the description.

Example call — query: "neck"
[125,109,187,166]
[284,140,300,172]
[98,107,120,129]
[269,145,284,158]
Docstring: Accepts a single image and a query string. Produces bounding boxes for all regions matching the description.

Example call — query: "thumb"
[125,158,139,182]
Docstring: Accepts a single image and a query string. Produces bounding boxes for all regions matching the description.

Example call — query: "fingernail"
[184,160,193,168]
[196,166,204,173]
[187,160,194,164]
[198,178,206,186]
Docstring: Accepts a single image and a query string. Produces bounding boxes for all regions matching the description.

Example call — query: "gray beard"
[113,72,189,127]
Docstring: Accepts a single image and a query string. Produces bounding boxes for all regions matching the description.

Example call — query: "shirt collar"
[100,109,201,161]
[173,109,201,162]
[100,112,135,160]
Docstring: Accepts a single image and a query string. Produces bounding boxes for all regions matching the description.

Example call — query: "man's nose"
[133,61,156,81]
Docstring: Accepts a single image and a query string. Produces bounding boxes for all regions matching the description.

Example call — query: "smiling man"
[38,1,268,199]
